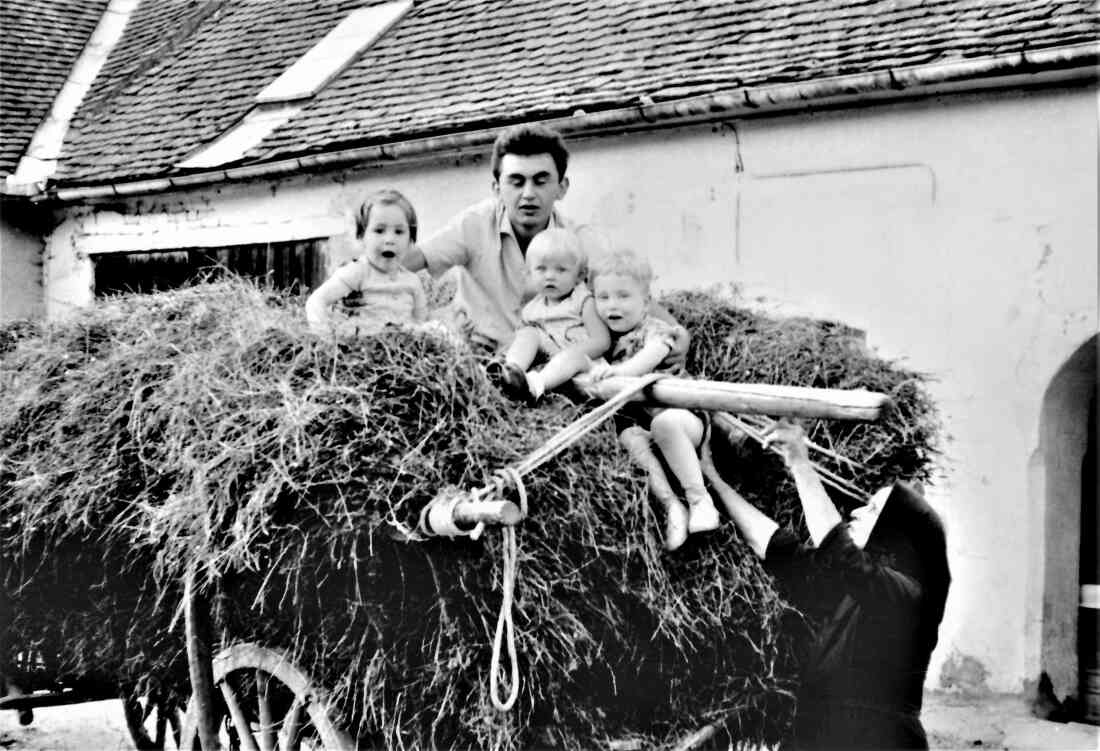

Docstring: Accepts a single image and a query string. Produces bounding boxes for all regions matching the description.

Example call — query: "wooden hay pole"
[575,374,892,422]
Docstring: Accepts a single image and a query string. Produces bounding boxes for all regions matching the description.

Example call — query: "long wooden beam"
[574,374,891,422]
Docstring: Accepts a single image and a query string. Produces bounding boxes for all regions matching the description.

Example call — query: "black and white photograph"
[1,1,1097,749]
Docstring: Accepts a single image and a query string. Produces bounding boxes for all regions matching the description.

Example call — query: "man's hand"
[586,358,615,381]
[761,419,810,466]
[646,304,690,369]
[439,307,477,344]
[665,324,690,369]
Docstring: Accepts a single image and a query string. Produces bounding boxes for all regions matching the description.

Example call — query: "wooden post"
[184,563,221,751]
[421,494,524,537]
[576,374,891,422]
[453,499,523,527]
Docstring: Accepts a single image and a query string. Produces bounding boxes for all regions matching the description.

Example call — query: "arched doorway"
[1080,389,1097,722]
[1039,335,1097,721]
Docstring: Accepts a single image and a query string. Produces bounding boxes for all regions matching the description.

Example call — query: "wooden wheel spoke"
[154,711,166,747]
[123,691,185,751]
[255,670,276,751]
[169,708,183,749]
[277,697,304,751]
[218,679,262,751]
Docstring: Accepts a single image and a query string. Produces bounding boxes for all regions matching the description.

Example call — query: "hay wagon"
[152,375,891,751]
[3,285,923,750]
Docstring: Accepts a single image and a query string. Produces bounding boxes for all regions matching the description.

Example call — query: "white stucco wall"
[1,212,45,320]
[43,83,1099,696]
[561,86,1099,697]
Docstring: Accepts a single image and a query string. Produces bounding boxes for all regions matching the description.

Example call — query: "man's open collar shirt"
[421,197,589,349]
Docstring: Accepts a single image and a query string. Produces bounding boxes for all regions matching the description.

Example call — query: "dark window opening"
[92,240,325,297]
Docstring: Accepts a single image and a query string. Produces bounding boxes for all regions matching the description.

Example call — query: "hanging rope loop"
[489,524,520,711]
[420,373,667,712]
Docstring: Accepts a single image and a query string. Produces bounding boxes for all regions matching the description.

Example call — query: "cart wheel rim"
[178,643,353,751]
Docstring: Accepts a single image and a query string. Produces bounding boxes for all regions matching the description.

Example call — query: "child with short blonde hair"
[306,189,429,337]
[488,228,610,402]
[588,248,720,550]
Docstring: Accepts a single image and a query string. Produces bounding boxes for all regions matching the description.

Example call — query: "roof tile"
[49,0,1100,185]
[0,0,110,175]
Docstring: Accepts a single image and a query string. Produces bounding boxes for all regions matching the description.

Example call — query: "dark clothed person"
[764,481,950,749]
[700,423,950,751]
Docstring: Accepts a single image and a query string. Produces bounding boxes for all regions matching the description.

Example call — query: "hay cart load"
[0,282,938,750]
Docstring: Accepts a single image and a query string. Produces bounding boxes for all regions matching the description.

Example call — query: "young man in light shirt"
[404,124,688,359]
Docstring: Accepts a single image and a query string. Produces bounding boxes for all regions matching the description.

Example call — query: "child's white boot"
[686,492,721,534]
[664,499,689,551]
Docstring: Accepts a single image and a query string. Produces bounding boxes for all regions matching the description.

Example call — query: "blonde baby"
[587,248,721,550]
[488,228,609,403]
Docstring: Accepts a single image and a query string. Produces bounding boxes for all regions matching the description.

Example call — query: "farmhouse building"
[2,0,1097,739]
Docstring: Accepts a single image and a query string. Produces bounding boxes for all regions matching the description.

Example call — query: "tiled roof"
[59,0,371,182]
[0,0,111,176]
[55,0,1100,186]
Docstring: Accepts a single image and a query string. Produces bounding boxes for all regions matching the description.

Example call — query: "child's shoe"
[487,360,533,403]
[664,499,689,551]
[686,493,721,534]
[485,359,507,386]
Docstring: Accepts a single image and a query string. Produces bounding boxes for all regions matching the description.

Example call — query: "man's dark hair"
[490,124,569,181]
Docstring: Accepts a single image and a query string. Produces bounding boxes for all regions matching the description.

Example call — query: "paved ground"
[1,694,1097,750]
[923,692,1098,751]
[0,699,132,751]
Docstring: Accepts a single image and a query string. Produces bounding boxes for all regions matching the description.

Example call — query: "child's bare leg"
[503,327,541,370]
[488,327,541,401]
[528,345,588,397]
[619,426,689,551]
[650,409,720,534]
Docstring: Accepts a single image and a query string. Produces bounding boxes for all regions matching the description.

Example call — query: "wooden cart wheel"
[122,688,184,750]
[178,643,354,751]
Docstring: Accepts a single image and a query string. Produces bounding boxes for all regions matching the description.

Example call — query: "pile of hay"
[667,289,940,528]
[0,280,938,749]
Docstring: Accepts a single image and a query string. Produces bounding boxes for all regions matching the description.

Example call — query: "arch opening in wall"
[1038,334,1097,723]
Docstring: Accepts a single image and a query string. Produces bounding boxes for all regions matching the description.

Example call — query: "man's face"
[493,153,568,236]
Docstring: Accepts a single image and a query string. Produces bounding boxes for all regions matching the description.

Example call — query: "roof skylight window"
[177,0,412,169]
[256,0,412,103]
[177,103,303,169]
